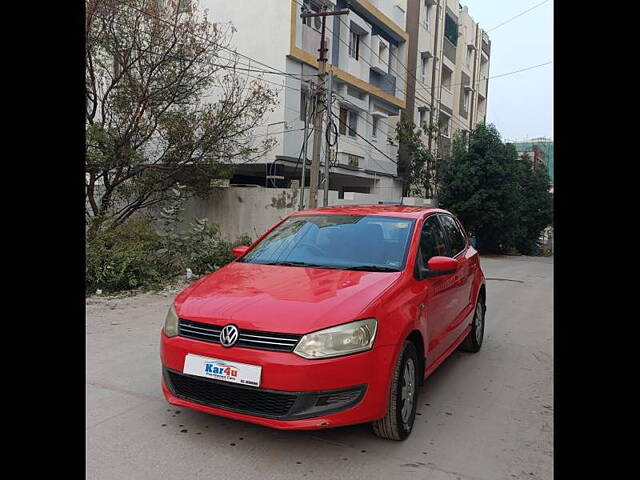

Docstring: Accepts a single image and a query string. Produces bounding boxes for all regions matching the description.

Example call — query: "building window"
[423,3,431,30]
[349,29,360,60]
[339,107,348,135]
[439,116,450,137]
[339,107,358,137]
[378,41,387,63]
[419,109,426,128]
[441,65,452,91]
[372,116,379,140]
[348,110,358,137]
[389,44,398,74]
[421,56,429,82]
[302,1,321,28]
[444,14,458,46]
[466,46,473,68]
[463,89,470,111]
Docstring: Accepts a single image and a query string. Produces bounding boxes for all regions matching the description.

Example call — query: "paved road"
[86,256,553,480]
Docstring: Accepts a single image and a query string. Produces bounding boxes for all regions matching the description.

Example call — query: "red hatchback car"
[161,205,486,440]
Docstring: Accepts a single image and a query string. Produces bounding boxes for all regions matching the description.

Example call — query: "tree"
[85,0,279,239]
[512,152,553,254]
[438,124,522,253]
[438,124,553,254]
[395,113,438,198]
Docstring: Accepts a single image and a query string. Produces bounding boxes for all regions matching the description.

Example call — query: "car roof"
[289,204,449,219]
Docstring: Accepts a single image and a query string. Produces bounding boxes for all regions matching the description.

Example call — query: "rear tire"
[372,341,419,441]
[459,297,485,353]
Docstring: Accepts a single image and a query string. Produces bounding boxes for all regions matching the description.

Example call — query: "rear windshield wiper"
[342,265,401,272]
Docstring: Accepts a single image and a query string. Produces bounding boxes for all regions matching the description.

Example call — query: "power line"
[250,127,305,138]
[330,111,397,165]
[486,0,551,33]
[480,60,552,81]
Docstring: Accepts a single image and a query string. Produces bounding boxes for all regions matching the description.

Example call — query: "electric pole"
[300,6,349,209]
[323,71,333,207]
[298,90,310,210]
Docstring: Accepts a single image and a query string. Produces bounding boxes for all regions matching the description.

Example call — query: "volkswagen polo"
[160,205,486,440]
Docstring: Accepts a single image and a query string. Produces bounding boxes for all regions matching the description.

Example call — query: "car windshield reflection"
[239,215,415,272]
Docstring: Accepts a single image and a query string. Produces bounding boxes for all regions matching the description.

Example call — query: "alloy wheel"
[475,302,484,344]
[400,358,416,424]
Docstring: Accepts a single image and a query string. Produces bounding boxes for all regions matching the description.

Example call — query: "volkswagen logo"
[220,324,239,347]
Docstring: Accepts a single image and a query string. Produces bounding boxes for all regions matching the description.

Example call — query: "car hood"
[175,261,401,334]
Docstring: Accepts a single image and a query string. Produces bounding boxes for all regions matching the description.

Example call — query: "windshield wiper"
[342,265,401,272]
[261,261,332,268]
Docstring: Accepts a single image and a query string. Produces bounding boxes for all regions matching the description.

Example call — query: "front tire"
[459,297,485,353]
[372,341,419,441]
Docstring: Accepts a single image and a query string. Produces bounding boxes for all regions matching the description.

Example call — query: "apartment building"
[405,0,491,158]
[205,0,409,202]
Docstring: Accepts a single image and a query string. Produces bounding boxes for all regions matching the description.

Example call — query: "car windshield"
[239,215,415,271]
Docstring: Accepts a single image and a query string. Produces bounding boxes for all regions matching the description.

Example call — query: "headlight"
[293,318,377,359]
[164,304,179,337]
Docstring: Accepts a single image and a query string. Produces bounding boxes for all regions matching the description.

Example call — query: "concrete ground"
[86,255,553,480]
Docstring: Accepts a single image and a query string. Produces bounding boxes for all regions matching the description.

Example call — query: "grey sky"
[461,0,553,141]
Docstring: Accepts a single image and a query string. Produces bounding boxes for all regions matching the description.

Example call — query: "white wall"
[202,0,295,162]
[183,186,422,240]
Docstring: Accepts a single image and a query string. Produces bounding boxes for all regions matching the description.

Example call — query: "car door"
[437,214,474,345]
[452,215,478,312]
[415,215,459,362]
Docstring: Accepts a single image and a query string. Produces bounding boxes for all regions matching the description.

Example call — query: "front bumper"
[160,331,397,429]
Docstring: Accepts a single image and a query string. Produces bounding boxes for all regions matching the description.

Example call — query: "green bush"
[86,217,169,294]
[168,219,251,275]
[86,184,253,295]
[86,216,252,295]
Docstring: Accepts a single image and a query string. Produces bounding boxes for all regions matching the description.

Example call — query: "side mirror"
[422,256,458,278]
[232,245,250,258]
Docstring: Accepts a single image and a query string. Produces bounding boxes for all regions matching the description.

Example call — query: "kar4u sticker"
[204,361,238,378]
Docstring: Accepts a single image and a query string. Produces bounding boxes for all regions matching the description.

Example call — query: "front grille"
[163,368,367,420]
[179,319,302,352]
[165,369,297,417]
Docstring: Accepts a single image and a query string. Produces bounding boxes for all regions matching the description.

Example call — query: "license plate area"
[183,354,262,387]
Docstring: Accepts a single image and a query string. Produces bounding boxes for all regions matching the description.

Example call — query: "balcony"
[481,32,491,57]
[369,69,396,97]
[443,37,456,64]
[370,34,390,74]
[440,87,454,113]
[477,77,488,99]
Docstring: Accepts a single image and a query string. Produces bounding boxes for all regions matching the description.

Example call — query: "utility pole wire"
[486,0,551,32]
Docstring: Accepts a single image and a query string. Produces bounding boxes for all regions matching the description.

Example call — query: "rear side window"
[439,215,467,256]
